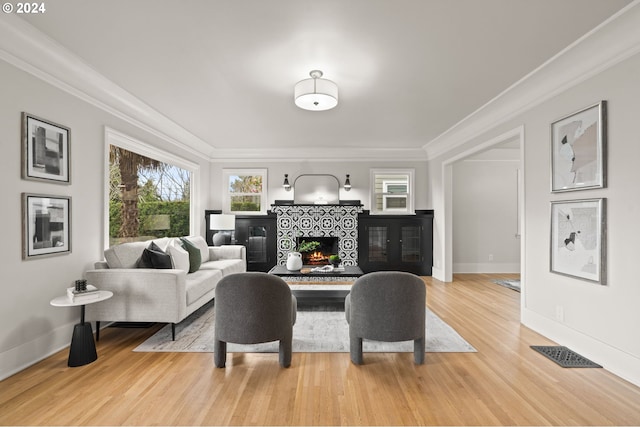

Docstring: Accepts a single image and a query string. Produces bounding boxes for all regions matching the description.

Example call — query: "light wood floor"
[2,273,640,426]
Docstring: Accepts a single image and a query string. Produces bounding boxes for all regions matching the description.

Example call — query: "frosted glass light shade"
[294,72,338,111]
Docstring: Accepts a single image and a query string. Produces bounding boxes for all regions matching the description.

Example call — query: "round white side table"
[50,291,113,367]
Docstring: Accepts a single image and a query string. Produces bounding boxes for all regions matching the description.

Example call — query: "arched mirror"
[293,174,340,204]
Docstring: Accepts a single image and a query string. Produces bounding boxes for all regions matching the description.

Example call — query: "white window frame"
[104,127,200,249]
[222,168,268,215]
[370,168,415,215]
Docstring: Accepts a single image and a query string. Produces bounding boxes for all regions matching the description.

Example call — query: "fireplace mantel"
[271,204,364,266]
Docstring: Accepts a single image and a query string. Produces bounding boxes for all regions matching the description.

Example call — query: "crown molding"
[209,147,428,162]
[424,0,640,161]
[0,14,213,158]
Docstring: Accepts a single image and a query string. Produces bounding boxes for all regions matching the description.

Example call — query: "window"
[370,169,415,214]
[105,128,198,247]
[223,169,267,215]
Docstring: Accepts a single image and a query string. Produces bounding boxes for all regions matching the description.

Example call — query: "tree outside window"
[109,145,191,246]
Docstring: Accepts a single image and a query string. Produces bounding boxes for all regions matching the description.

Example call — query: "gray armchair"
[214,272,297,368]
[345,271,426,365]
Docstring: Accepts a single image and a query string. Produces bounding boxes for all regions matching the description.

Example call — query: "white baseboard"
[522,307,640,388]
[453,262,520,273]
[0,320,88,381]
[431,266,445,282]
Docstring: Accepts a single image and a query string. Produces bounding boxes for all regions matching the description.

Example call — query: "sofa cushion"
[167,240,190,273]
[183,235,209,263]
[137,242,173,269]
[104,237,170,268]
[199,259,247,276]
[180,237,202,273]
[185,268,223,306]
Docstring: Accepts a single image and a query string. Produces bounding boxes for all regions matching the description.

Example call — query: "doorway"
[440,126,525,302]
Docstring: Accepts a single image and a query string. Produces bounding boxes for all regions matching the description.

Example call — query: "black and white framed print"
[22,193,71,260]
[22,113,71,184]
[550,198,606,285]
[550,101,606,192]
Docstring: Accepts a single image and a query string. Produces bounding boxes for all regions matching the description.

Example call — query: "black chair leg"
[214,339,227,368]
[414,336,425,364]
[95,321,101,341]
[171,323,176,341]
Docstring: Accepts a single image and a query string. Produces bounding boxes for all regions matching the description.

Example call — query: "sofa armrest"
[209,245,246,262]
[84,268,188,323]
[94,261,109,269]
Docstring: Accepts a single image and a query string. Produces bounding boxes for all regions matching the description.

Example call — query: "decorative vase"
[286,252,303,271]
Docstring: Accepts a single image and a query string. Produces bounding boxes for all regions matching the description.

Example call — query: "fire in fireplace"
[297,237,338,265]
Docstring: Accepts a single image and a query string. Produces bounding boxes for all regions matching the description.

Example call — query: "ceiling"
[18,0,632,158]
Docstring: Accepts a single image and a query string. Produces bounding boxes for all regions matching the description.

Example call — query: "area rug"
[492,279,521,292]
[531,346,602,368]
[134,301,476,353]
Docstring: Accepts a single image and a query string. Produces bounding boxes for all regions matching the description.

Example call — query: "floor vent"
[531,345,602,368]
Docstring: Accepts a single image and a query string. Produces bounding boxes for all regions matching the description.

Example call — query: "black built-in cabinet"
[234,213,277,272]
[357,211,433,275]
[205,210,277,272]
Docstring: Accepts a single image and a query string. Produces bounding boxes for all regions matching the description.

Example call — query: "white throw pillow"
[167,240,190,273]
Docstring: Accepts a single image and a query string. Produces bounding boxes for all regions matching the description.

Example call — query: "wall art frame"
[22,193,72,260]
[550,198,606,285]
[550,101,606,193]
[22,112,71,184]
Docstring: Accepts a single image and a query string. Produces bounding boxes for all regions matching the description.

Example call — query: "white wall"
[0,60,211,380]
[452,155,520,273]
[208,160,429,212]
[428,51,640,386]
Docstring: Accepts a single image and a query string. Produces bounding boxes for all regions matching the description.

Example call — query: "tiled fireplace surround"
[271,205,364,266]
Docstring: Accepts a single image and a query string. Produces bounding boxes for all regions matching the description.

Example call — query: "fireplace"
[272,204,363,266]
[297,237,338,265]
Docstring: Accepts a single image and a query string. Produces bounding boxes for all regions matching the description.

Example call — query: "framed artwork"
[22,112,71,184]
[22,193,71,260]
[550,198,606,285]
[550,101,606,192]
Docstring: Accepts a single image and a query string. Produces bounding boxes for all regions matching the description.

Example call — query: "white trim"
[209,147,428,162]
[439,126,525,283]
[522,307,640,388]
[424,1,640,160]
[0,14,212,158]
[453,263,521,273]
[104,128,200,248]
[222,168,268,215]
[369,168,415,215]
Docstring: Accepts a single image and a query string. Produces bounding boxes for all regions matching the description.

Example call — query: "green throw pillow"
[179,237,201,273]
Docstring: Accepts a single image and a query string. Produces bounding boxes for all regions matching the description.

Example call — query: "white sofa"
[85,236,246,339]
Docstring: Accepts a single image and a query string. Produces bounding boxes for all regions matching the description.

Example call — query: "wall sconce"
[344,174,352,191]
[283,174,291,191]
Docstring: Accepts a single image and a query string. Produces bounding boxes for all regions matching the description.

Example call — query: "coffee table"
[268,265,363,306]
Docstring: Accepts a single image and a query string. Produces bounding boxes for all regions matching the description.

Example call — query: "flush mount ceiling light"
[294,70,338,111]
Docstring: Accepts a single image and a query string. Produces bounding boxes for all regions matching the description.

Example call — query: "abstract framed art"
[550,101,606,192]
[550,198,606,285]
[22,193,72,260]
[22,112,71,184]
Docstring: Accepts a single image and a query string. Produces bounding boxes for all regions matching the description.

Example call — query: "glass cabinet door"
[247,226,267,264]
[368,226,388,262]
[400,225,421,262]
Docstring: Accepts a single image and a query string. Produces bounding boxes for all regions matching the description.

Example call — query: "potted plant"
[286,239,321,271]
[328,254,341,267]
